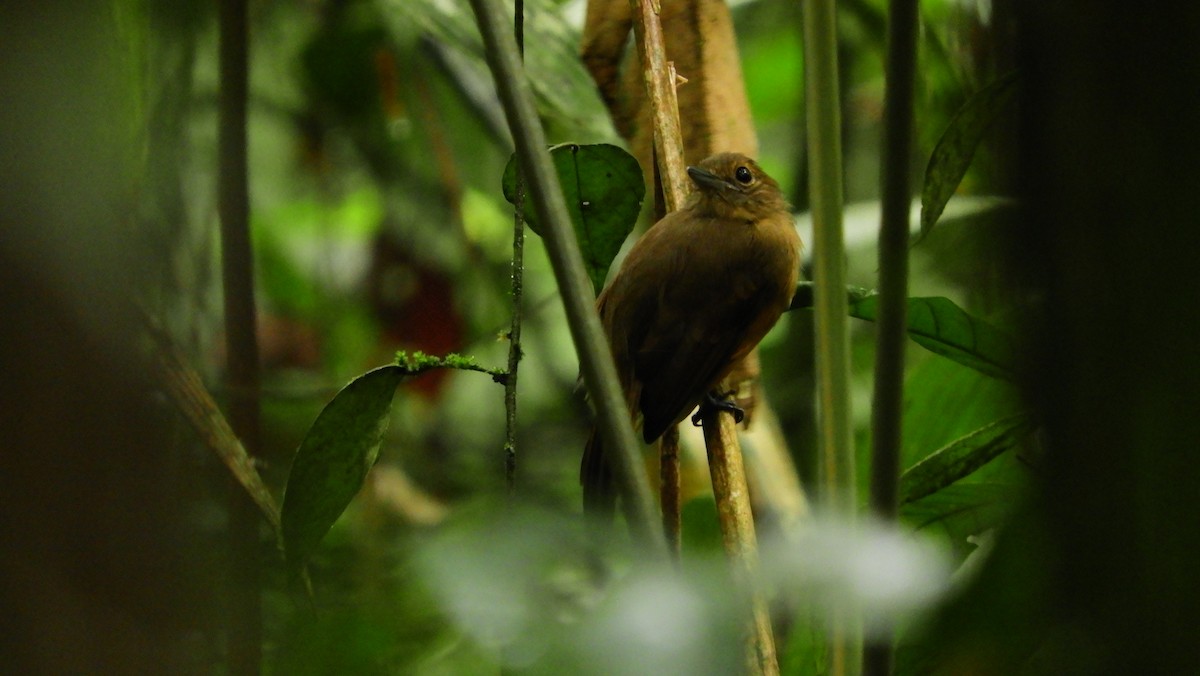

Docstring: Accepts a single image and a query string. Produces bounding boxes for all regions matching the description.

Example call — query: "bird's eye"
[735,166,753,184]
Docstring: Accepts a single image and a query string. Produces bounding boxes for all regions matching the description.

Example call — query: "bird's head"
[685,152,788,221]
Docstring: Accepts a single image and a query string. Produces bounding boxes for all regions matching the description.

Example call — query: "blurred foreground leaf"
[851,295,1019,380]
[503,143,644,293]
[900,413,1035,504]
[281,365,404,569]
[920,70,1018,238]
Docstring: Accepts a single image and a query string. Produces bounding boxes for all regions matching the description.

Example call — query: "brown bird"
[582,152,801,517]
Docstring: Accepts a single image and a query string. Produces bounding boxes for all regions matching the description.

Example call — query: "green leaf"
[779,613,829,676]
[281,365,404,568]
[900,413,1035,505]
[502,143,644,294]
[680,496,723,555]
[901,482,1014,561]
[851,295,1019,380]
[920,70,1018,238]
[899,353,1023,472]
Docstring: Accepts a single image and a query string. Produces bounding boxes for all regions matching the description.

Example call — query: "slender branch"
[702,409,780,676]
[217,0,261,669]
[504,0,526,496]
[631,0,689,563]
[394,350,509,382]
[803,0,858,673]
[629,0,777,668]
[145,315,281,532]
[660,425,681,560]
[467,0,666,559]
[864,0,918,671]
[629,3,689,209]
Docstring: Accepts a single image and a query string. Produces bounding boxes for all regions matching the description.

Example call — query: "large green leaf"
[789,283,1020,380]
[899,413,1035,505]
[901,482,1015,562]
[851,295,1019,380]
[920,70,1018,238]
[281,365,404,568]
[502,143,644,294]
[388,0,616,141]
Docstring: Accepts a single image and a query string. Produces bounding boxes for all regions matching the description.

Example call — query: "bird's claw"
[690,390,745,427]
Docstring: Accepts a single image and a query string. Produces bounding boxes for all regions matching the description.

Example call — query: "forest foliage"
[12,0,1199,675]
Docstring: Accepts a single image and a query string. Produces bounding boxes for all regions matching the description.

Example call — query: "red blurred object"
[367,232,463,398]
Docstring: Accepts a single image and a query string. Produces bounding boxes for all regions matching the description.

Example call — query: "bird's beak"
[687,166,736,193]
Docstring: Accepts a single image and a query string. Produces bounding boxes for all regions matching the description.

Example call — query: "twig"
[630,0,690,565]
[467,0,667,560]
[701,408,779,676]
[629,0,778,670]
[629,4,689,210]
[504,0,526,496]
[803,0,859,672]
[865,0,918,671]
[660,425,681,561]
[144,315,282,532]
[217,0,261,668]
[394,350,508,383]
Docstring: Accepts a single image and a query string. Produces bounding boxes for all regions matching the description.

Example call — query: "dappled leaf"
[920,70,1018,238]
[503,143,644,293]
[281,365,404,568]
[851,295,1019,380]
[900,413,1035,505]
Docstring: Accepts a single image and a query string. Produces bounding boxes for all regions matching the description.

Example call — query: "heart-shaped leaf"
[503,143,644,294]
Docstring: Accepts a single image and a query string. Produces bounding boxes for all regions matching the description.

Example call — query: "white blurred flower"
[762,516,953,637]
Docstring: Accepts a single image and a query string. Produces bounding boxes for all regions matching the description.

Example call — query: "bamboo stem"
[803,0,858,672]
[467,0,666,559]
[865,0,918,672]
[217,0,261,669]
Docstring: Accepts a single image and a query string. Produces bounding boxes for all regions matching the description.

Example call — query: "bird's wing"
[634,287,771,442]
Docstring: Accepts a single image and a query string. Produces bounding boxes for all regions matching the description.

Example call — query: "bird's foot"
[690,390,745,427]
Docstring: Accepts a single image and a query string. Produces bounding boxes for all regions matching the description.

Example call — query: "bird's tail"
[580,428,617,521]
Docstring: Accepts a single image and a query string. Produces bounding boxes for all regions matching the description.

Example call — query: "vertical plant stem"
[629,1,692,542]
[630,0,688,559]
[217,0,261,671]
[503,0,526,496]
[144,312,281,532]
[629,0,777,667]
[803,0,857,673]
[702,408,780,676]
[629,3,689,210]
[864,0,917,672]
[468,0,666,560]
[660,425,681,561]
